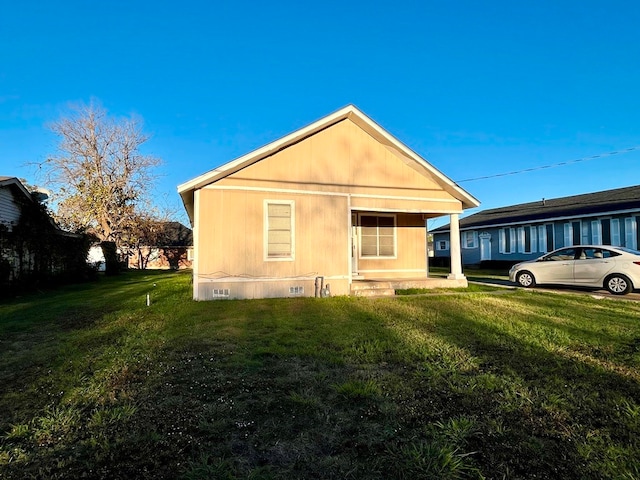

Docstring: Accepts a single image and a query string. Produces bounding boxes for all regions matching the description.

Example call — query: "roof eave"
[0,177,33,202]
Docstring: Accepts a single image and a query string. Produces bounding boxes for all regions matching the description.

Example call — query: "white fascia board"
[435,207,640,233]
[0,177,33,202]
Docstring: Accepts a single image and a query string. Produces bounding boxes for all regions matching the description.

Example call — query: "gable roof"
[158,221,193,246]
[177,105,479,224]
[0,176,33,202]
[434,184,640,232]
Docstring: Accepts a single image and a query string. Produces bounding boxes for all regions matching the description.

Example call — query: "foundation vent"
[212,288,230,299]
[289,286,304,295]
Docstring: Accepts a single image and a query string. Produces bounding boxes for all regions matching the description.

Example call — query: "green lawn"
[1,271,639,479]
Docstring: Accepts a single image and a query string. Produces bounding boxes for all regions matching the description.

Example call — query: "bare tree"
[42,101,161,256]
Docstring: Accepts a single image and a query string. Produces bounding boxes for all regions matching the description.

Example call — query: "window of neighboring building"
[563,223,572,247]
[499,228,517,254]
[537,224,554,253]
[537,225,547,253]
[436,240,449,251]
[265,201,295,260]
[602,219,611,244]
[461,231,478,249]
[625,217,637,250]
[360,214,396,258]
[581,222,590,245]
[518,225,537,253]
[611,218,621,246]
[591,220,602,244]
[564,221,581,246]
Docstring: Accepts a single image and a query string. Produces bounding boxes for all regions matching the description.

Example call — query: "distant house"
[178,105,479,300]
[0,176,33,230]
[432,185,640,265]
[128,222,193,270]
[1,176,89,288]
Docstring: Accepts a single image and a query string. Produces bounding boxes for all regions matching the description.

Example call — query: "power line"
[456,146,640,183]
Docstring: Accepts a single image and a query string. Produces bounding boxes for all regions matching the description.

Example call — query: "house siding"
[196,188,351,299]
[217,119,461,209]
[0,187,21,229]
[182,107,479,300]
[193,119,460,298]
[434,212,640,265]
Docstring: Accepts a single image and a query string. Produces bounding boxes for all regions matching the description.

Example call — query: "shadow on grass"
[380,294,640,478]
[2,279,640,479]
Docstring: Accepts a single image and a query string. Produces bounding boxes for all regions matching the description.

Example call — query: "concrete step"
[350,282,396,297]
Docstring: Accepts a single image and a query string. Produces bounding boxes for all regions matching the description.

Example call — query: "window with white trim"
[527,226,537,253]
[581,222,590,245]
[436,240,449,251]
[611,218,621,246]
[545,224,555,252]
[591,220,602,244]
[563,223,573,247]
[516,225,538,254]
[499,228,516,254]
[537,225,555,253]
[360,214,396,258]
[461,231,478,249]
[625,217,637,250]
[517,227,525,253]
[265,201,295,260]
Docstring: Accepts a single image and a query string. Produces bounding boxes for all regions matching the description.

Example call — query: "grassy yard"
[1,271,639,479]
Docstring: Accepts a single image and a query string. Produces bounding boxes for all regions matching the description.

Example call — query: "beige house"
[178,106,479,300]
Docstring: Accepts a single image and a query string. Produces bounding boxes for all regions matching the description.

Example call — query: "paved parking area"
[469,277,640,301]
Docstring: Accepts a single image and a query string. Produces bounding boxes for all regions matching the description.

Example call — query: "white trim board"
[436,208,640,233]
[198,275,348,283]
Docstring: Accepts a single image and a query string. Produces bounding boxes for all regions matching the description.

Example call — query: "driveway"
[468,276,640,301]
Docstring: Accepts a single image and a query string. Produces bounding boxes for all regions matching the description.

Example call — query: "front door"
[480,232,491,261]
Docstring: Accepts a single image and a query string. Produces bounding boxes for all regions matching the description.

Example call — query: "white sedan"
[509,245,640,295]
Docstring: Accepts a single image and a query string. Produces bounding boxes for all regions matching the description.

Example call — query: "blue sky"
[2,0,639,227]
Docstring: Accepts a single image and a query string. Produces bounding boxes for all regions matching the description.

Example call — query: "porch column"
[447,213,465,280]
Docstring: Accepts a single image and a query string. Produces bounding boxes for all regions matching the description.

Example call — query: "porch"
[350,276,468,297]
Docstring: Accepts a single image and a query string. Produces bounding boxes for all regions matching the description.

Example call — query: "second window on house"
[360,214,396,258]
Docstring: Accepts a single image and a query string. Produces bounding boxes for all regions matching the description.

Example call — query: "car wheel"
[605,274,632,295]
[516,271,536,288]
